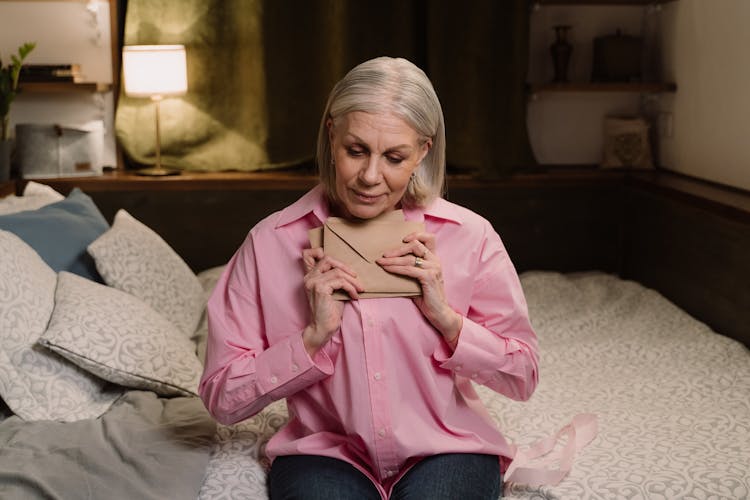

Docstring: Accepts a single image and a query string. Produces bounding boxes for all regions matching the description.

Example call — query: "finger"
[309,275,363,300]
[303,247,359,277]
[377,254,429,268]
[303,247,325,259]
[311,255,359,277]
[306,266,360,286]
[381,266,444,292]
[307,268,365,294]
[382,239,428,259]
[310,277,359,297]
[402,231,437,252]
[380,263,443,283]
[335,278,362,300]
[302,247,324,270]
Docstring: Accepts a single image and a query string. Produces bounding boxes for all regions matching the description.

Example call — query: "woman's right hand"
[301,247,363,355]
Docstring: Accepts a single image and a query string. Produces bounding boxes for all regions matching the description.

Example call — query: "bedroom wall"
[527,1,750,193]
[0,0,117,168]
[526,4,645,166]
[657,0,750,192]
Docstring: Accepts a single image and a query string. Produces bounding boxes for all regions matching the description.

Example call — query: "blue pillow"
[0,188,109,282]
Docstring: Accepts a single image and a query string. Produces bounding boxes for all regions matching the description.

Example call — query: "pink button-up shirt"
[199,185,538,498]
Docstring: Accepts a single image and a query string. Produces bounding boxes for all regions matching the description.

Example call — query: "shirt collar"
[275,184,330,228]
[403,196,464,225]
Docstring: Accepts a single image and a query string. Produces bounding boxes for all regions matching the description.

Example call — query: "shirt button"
[455,364,463,372]
[378,428,386,438]
[385,470,395,477]
[471,373,478,379]
[270,376,278,384]
[373,372,382,381]
[291,364,299,373]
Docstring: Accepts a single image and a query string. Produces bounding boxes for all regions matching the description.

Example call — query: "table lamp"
[122,45,187,176]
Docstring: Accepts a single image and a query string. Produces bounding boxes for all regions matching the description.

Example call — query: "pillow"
[0,230,123,422]
[88,209,205,336]
[0,188,108,282]
[38,272,203,397]
[0,181,64,215]
[23,180,66,199]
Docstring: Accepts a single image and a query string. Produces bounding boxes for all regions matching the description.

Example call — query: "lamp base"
[135,166,181,177]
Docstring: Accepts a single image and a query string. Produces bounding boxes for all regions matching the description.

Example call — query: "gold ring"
[414,256,424,268]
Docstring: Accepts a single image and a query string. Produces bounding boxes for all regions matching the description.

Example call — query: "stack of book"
[20,64,83,83]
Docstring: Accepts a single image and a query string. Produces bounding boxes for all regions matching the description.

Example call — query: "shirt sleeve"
[433,226,539,401]
[199,232,334,425]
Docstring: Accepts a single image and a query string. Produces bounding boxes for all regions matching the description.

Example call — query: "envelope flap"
[325,218,424,262]
[309,211,406,252]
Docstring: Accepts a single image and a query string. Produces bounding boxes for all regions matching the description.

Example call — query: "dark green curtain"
[429,1,536,177]
[115,0,535,176]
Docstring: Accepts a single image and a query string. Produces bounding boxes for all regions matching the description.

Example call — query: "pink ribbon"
[504,413,598,487]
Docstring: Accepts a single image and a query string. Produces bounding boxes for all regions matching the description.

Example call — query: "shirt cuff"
[254,333,334,398]
[432,316,523,384]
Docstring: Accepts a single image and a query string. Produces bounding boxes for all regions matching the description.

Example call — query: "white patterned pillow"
[87,210,205,337]
[38,272,203,397]
[23,180,65,199]
[0,181,64,215]
[0,230,122,422]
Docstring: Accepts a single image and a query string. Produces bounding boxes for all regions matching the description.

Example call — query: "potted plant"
[0,42,36,181]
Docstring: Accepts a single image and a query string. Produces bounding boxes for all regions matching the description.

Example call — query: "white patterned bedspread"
[196,270,750,500]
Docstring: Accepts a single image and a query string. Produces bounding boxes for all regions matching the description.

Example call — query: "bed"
[1,183,748,499]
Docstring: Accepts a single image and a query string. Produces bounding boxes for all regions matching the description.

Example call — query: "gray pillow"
[87,209,205,337]
[39,272,203,397]
[0,181,64,215]
[0,230,122,422]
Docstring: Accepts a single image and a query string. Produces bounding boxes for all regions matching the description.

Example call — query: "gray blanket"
[0,390,216,500]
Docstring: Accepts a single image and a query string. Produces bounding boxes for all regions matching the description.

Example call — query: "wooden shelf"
[535,0,677,5]
[627,170,750,223]
[529,82,677,94]
[18,82,112,93]
[20,169,321,192]
[16,167,635,195]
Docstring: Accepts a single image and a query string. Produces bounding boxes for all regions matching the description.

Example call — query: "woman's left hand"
[376,231,462,343]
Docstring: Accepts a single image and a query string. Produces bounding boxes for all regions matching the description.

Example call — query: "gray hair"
[316,56,446,208]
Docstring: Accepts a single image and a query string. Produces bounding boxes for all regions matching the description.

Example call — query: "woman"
[199,56,539,500]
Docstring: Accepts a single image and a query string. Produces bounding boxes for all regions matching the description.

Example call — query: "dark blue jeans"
[268,453,502,499]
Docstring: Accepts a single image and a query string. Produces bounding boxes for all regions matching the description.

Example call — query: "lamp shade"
[122,45,188,98]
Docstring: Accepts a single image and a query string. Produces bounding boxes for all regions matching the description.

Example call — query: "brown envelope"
[308,210,424,300]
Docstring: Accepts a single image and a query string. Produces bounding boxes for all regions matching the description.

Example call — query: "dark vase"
[550,25,573,83]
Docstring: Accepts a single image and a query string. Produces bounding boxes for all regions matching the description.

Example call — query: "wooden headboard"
[621,175,750,349]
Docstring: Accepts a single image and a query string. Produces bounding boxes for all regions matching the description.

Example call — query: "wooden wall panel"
[447,184,622,273]
[87,182,624,276]
[621,188,750,347]
[88,188,309,273]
